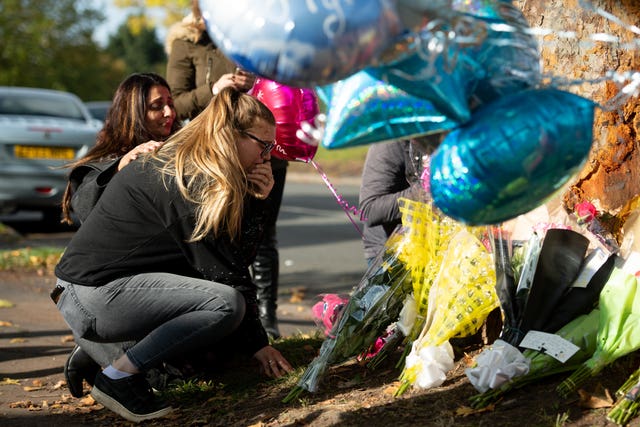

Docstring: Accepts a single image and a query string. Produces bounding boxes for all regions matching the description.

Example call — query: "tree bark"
[515,0,640,241]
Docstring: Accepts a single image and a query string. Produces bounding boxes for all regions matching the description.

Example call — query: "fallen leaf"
[23,386,45,392]
[61,335,75,343]
[53,380,65,390]
[9,400,34,408]
[456,404,496,416]
[0,320,14,327]
[383,382,401,395]
[462,352,476,367]
[289,294,304,303]
[0,299,14,308]
[79,395,97,406]
[9,338,25,343]
[578,389,614,409]
[31,379,44,387]
[1,378,21,385]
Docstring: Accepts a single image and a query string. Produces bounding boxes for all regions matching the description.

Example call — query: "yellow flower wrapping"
[398,228,498,390]
[396,198,461,341]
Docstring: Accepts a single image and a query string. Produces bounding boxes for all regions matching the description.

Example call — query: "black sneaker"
[91,371,173,422]
[64,345,100,398]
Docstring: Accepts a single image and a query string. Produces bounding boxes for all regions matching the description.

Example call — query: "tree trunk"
[515,0,640,242]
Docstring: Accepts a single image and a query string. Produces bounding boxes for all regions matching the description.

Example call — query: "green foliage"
[0,0,124,100]
[0,247,64,273]
[106,18,166,76]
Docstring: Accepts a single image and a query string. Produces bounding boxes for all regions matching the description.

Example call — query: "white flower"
[405,341,455,390]
[465,339,531,393]
[397,293,417,336]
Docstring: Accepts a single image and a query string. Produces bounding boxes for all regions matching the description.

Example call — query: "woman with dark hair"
[53,88,292,422]
[59,72,180,399]
[61,72,181,225]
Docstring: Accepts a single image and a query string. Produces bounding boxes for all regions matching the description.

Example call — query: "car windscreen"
[0,92,86,120]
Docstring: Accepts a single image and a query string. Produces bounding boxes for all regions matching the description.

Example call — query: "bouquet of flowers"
[557,267,640,398]
[468,307,600,408]
[362,198,462,371]
[282,225,412,402]
[608,365,640,426]
[395,228,498,395]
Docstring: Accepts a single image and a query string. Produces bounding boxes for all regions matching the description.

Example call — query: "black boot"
[64,345,101,398]
[254,225,281,340]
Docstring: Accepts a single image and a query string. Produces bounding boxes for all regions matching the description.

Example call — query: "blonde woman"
[52,88,292,423]
[166,0,286,340]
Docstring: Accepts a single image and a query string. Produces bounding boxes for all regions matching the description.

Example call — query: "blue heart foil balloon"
[199,0,403,87]
[430,89,595,225]
[464,2,541,107]
[317,71,458,149]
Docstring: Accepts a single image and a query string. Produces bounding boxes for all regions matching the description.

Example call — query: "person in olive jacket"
[165,0,288,339]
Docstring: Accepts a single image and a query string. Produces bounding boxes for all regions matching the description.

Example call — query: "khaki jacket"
[165,14,236,121]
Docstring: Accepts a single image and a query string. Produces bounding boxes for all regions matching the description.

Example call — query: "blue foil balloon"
[317,71,458,149]
[395,0,512,32]
[199,0,403,87]
[430,88,595,225]
[465,3,541,106]
[366,27,475,123]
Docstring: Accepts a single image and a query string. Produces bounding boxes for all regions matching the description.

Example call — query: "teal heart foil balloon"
[317,70,458,149]
[430,88,595,225]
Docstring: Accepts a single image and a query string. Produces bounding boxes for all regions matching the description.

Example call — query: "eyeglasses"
[243,132,275,158]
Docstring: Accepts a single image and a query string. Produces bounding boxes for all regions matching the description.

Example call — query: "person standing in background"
[165,0,286,339]
[358,137,439,265]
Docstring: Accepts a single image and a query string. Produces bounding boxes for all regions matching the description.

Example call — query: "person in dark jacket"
[61,72,181,225]
[52,88,293,423]
[166,0,287,339]
[358,137,440,264]
[59,72,181,399]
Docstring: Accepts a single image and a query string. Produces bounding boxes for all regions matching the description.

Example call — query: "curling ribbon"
[310,160,366,238]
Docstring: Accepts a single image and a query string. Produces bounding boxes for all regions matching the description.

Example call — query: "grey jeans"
[55,272,246,370]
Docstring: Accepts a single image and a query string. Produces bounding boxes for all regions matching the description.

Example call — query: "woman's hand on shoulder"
[254,345,293,378]
[117,140,165,171]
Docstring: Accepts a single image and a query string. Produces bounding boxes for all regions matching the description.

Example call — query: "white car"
[0,87,101,224]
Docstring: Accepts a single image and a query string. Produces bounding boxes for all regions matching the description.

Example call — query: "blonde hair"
[154,88,275,241]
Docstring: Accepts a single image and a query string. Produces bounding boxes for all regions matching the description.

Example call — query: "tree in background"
[516,0,640,242]
[106,19,166,76]
[114,0,190,30]
[0,0,124,100]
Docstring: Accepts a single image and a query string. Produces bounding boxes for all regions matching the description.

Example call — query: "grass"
[160,332,325,411]
[0,246,64,273]
[288,144,369,178]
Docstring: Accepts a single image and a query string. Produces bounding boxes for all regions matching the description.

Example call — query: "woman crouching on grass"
[52,87,293,422]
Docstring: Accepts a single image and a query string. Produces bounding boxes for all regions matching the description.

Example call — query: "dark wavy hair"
[61,72,181,223]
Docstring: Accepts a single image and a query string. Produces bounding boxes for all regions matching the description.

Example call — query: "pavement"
[0,257,340,426]
[0,171,366,425]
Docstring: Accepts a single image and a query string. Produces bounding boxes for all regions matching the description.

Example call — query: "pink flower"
[575,201,598,224]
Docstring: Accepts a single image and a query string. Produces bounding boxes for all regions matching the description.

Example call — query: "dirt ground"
[1,269,640,427]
